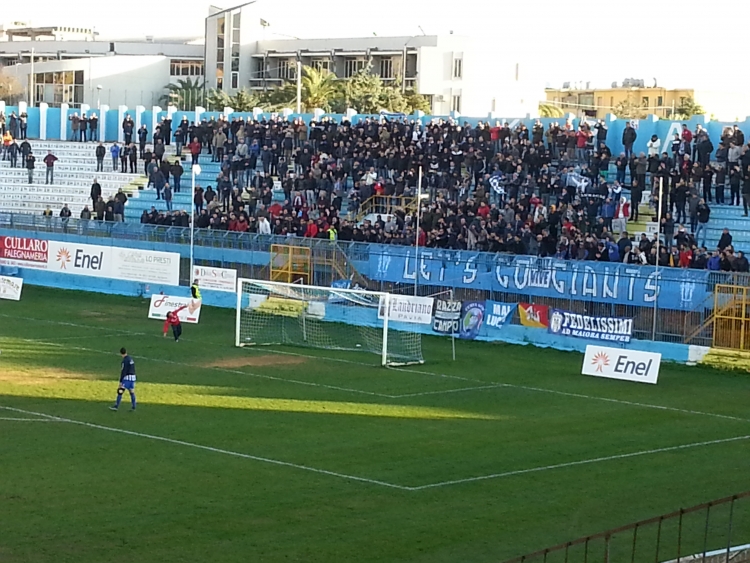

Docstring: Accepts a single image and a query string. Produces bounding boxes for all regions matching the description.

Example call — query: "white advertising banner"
[47,240,111,278]
[378,295,434,325]
[45,241,180,286]
[0,275,23,301]
[192,266,237,292]
[113,247,180,286]
[582,345,661,385]
[148,294,202,323]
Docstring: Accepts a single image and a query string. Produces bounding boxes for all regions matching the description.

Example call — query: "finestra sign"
[582,345,661,385]
[148,294,202,323]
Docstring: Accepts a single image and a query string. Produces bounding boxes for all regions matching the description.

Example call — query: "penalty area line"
[411,434,750,490]
[0,406,411,491]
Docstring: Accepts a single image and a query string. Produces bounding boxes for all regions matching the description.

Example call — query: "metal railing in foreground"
[503,491,750,563]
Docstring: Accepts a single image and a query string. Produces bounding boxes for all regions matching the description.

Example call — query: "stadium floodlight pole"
[296,60,302,115]
[190,164,202,283]
[414,166,425,296]
[652,176,663,341]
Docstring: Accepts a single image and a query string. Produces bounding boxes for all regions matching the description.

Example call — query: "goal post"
[235,278,425,366]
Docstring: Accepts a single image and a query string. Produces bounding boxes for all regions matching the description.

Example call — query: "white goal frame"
[235,278,406,366]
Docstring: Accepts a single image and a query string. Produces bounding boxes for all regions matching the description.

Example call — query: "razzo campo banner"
[367,249,708,311]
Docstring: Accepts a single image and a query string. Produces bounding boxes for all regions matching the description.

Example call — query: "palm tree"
[160,78,206,110]
[300,66,340,111]
[538,103,565,118]
[206,88,260,112]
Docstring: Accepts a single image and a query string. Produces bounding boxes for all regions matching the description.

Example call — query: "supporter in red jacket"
[163,305,188,342]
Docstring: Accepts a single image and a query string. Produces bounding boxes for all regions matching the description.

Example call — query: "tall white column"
[117,105,128,143]
[99,105,110,141]
[60,103,70,141]
[134,105,145,138]
[38,102,48,140]
[150,105,161,139]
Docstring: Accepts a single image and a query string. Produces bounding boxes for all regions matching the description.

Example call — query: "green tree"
[206,88,260,112]
[0,72,24,105]
[300,66,341,111]
[159,78,206,110]
[613,99,647,120]
[673,97,705,120]
[538,103,565,118]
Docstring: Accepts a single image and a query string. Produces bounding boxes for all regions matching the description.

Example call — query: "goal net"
[235,279,425,366]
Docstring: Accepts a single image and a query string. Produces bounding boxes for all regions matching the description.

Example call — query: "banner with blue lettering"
[548,309,633,343]
[485,301,515,331]
[459,301,485,340]
[367,248,707,311]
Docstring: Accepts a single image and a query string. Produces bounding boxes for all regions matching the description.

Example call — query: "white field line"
[410,434,750,490]
[4,314,750,417]
[3,405,747,492]
[0,406,410,491]
[0,417,62,422]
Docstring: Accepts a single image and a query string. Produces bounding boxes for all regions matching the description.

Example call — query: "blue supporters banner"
[459,301,485,340]
[548,309,633,343]
[485,301,515,330]
[367,248,708,311]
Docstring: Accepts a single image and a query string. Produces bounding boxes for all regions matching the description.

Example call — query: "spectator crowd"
[5,111,750,273]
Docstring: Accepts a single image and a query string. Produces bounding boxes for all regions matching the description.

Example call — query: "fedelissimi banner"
[548,309,633,343]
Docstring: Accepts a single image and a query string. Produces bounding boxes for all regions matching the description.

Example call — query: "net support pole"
[381,292,390,367]
[235,278,243,347]
[450,288,456,362]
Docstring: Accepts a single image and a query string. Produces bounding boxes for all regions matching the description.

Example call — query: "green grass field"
[1,286,749,563]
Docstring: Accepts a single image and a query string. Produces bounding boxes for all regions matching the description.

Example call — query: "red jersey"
[163,305,188,333]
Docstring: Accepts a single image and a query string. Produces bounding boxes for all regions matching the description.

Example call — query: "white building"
[0,31,204,109]
[0,22,97,42]
[204,2,539,117]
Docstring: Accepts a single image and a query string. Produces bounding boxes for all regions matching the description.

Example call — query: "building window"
[345,58,366,78]
[451,95,461,113]
[170,60,204,76]
[311,58,331,73]
[277,59,297,80]
[642,96,649,107]
[229,11,241,89]
[453,58,463,79]
[216,16,225,90]
[680,96,686,106]
[34,69,84,108]
[379,58,393,79]
[657,95,663,108]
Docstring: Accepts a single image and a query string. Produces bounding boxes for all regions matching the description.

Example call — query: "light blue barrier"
[6,266,694,364]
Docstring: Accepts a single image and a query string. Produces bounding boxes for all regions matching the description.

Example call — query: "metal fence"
[3,212,749,347]
[503,491,750,563]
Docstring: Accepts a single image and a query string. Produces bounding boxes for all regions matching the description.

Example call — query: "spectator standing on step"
[60,203,72,232]
[171,160,184,193]
[89,113,98,142]
[138,125,148,158]
[129,143,138,173]
[695,198,710,248]
[90,179,102,207]
[69,112,81,142]
[80,114,89,142]
[19,113,27,139]
[622,122,637,159]
[213,128,227,163]
[95,142,105,172]
[8,138,18,168]
[43,150,58,184]
[718,228,733,251]
[123,116,134,144]
[188,137,201,167]
[154,139,165,165]
[110,143,120,171]
[174,126,185,157]
[26,152,35,184]
[163,183,173,211]
[113,196,125,222]
[95,196,105,221]
[120,143,129,173]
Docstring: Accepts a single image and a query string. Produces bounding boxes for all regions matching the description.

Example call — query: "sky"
[6,0,750,92]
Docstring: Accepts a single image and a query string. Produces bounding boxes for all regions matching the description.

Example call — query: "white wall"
[7,55,171,108]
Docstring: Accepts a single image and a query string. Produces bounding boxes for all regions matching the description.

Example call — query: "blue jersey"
[120,355,136,383]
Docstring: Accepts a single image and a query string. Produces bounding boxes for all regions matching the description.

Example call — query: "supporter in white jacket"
[647,135,661,157]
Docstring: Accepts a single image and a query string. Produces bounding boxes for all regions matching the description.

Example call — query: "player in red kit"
[163,305,188,342]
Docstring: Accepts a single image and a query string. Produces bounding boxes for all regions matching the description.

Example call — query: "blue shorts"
[121,379,136,391]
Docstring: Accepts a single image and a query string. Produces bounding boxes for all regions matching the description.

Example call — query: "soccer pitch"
[1,286,749,563]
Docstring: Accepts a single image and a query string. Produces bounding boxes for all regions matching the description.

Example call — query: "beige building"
[545,85,694,119]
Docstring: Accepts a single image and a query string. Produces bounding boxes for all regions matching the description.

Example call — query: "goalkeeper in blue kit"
[110,347,137,411]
